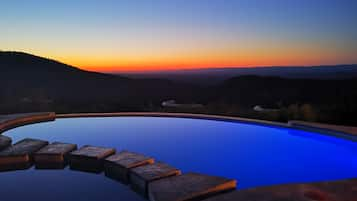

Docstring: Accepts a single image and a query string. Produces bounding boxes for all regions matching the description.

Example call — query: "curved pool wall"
[3,115,357,190]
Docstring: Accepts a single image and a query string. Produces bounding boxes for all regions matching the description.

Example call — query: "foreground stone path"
[3,137,355,201]
[130,162,182,196]
[0,138,48,171]
[0,135,11,151]
[0,137,237,201]
[34,142,77,169]
[148,173,237,201]
[69,145,116,173]
[104,151,155,183]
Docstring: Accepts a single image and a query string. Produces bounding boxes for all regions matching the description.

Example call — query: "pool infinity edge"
[1,112,356,142]
[0,112,357,201]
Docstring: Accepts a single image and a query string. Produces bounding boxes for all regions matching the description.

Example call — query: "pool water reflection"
[0,168,144,201]
[2,117,357,200]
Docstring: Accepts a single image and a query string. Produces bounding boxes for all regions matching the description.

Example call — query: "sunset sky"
[1,0,357,72]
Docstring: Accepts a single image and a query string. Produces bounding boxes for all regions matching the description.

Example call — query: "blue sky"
[1,0,356,71]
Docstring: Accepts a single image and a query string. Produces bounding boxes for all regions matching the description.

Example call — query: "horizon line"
[87,64,357,74]
[2,50,356,74]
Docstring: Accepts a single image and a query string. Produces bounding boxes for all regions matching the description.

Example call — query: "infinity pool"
[1,117,357,201]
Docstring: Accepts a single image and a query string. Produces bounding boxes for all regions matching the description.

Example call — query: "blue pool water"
[1,117,357,200]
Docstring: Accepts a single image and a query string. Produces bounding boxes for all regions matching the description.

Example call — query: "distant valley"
[120,65,357,85]
[1,51,357,126]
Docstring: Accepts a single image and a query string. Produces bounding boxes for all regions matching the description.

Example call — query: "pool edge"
[0,112,56,134]
[1,112,357,142]
[56,112,357,142]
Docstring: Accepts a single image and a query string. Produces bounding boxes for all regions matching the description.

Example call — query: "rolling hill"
[0,51,196,113]
[215,75,357,106]
[122,65,357,85]
[1,51,356,125]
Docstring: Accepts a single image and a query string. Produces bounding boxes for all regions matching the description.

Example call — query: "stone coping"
[1,112,357,142]
[0,112,55,134]
[56,112,289,128]
[289,120,357,142]
[57,112,357,142]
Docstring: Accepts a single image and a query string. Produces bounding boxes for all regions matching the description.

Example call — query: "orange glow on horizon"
[2,0,357,74]
[74,55,352,73]
[52,40,356,73]
[79,60,346,73]
[10,37,356,73]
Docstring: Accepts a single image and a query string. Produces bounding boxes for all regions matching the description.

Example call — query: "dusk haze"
[1,0,357,72]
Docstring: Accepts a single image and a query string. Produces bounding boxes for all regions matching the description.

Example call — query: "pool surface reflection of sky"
[2,117,357,200]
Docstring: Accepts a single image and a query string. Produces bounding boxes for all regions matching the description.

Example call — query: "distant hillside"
[1,51,356,125]
[0,51,196,113]
[121,65,357,85]
[1,51,130,81]
[205,75,357,125]
[214,75,357,106]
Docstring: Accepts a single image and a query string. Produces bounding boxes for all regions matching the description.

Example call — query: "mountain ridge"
[0,51,195,113]
[0,51,130,80]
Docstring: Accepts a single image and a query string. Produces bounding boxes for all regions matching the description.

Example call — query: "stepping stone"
[69,145,115,173]
[0,138,49,171]
[0,135,11,151]
[130,162,181,197]
[148,172,237,201]
[34,142,77,169]
[104,151,154,183]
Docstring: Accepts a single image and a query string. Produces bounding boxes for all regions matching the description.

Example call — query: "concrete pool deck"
[0,112,356,201]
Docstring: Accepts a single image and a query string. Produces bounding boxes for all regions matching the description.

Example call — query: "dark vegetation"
[122,64,357,85]
[1,51,357,126]
[0,51,198,113]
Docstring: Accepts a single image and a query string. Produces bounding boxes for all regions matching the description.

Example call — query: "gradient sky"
[1,0,357,72]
